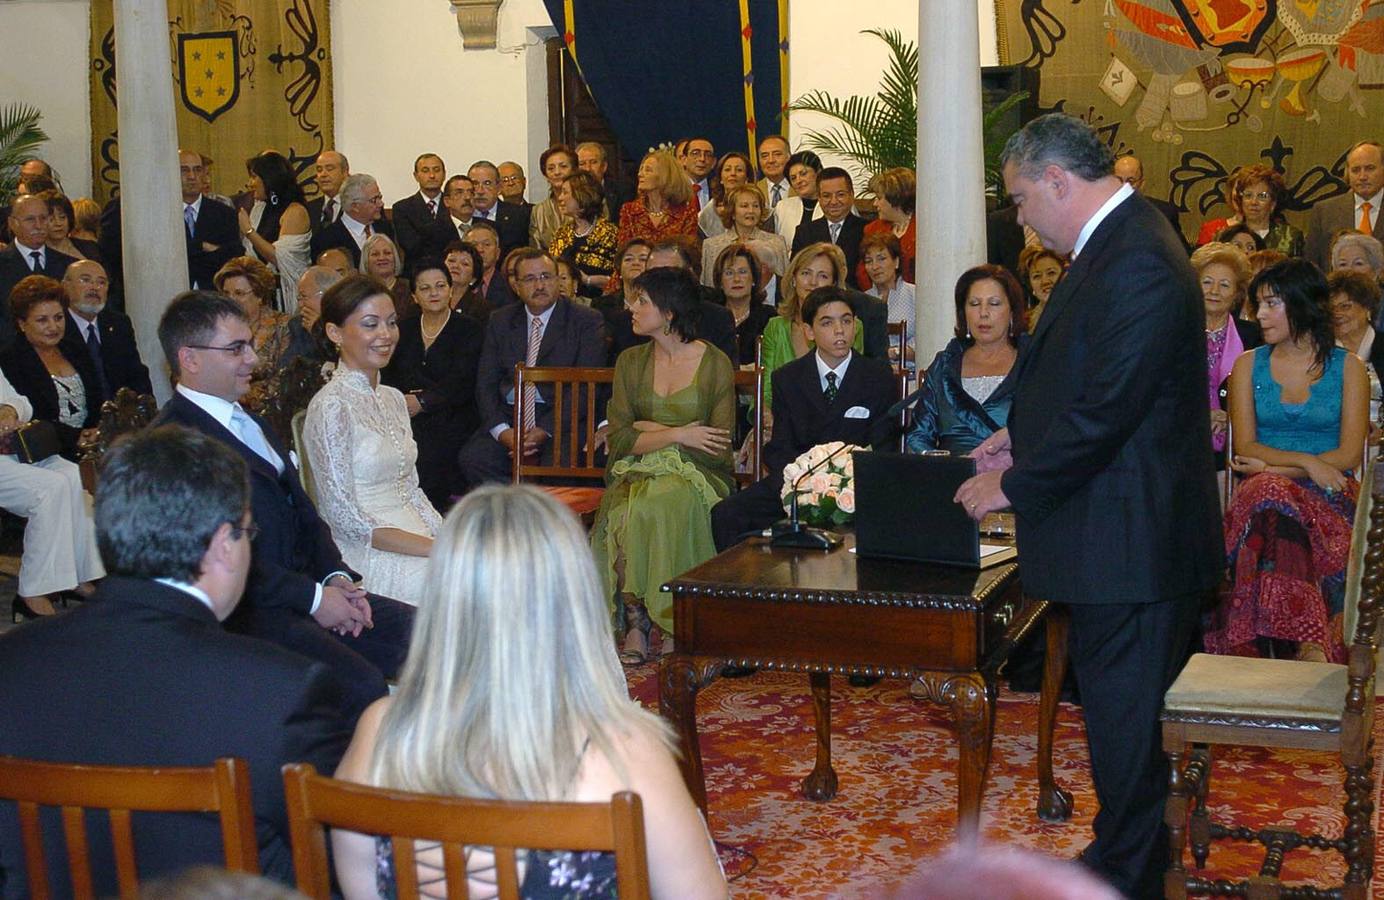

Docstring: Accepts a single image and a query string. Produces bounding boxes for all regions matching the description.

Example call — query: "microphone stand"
[770,443,852,550]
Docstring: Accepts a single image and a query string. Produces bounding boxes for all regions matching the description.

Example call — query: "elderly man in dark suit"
[955,113,1221,900]
[152,291,413,722]
[711,286,896,551]
[58,259,151,404]
[309,173,392,268]
[391,152,448,263]
[1305,140,1384,271]
[0,196,76,346]
[0,425,350,894]
[468,160,532,259]
[458,249,606,486]
[178,150,240,291]
[791,167,867,288]
[305,149,349,233]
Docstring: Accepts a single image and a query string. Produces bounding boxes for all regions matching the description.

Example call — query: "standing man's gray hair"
[1000,113,1114,183]
[339,173,378,207]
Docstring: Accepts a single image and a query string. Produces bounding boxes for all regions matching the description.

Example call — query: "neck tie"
[829,221,842,244]
[322,198,336,223]
[522,316,542,430]
[230,406,278,470]
[458,222,469,240]
[1361,201,1374,234]
[426,198,437,217]
[85,322,110,400]
[27,251,41,273]
[824,371,839,404]
[363,223,373,238]
[184,204,196,238]
[770,183,783,206]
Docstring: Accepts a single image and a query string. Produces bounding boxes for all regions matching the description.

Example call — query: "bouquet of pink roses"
[779,441,865,527]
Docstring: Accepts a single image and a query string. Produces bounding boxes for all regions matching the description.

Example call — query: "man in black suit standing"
[178,150,241,291]
[58,259,151,404]
[153,291,414,722]
[791,167,866,288]
[0,196,76,346]
[468,160,532,259]
[306,150,350,233]
[0,425,350,893]
[711,286,896,550]
[1305,140,1384,270]
[986,203,1029,279]
[458,249,606,486]
[498,161,531,208]
[309,173,392,268]
[1114,154,1190,252]
[391,152,448,263]
[955,114,1221,900]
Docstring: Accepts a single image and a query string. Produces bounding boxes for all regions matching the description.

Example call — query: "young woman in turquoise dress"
[1209,259,1370,663]
[590,267,735,663]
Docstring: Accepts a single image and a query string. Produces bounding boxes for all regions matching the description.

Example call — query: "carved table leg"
[1037,603,1074,822]
[946,672,994,838]
[801,671,838,801]
[658,654,722,820]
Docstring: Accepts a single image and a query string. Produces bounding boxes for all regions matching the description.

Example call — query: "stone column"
[915,1,986,363]
[114,0,187,402]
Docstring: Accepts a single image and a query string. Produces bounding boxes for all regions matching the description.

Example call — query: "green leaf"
[0,103,49,203]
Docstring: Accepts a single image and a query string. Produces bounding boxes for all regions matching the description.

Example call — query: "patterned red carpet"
[623,665,1384,898]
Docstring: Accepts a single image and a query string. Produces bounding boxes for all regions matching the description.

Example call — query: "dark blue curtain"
[543,1,786,163]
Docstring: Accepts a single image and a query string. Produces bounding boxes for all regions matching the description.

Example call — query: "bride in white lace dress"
[303,275,441,606]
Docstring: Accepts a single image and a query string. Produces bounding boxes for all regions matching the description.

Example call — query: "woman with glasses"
[304,274,440,606]
[1207,259,1369,664]
[213,256,292,415]
[1197,164,1304,257]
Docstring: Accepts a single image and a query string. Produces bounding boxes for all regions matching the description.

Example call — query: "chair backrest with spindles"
[0,756,258,900]
[512,365,614,483]
[282,764,651,900]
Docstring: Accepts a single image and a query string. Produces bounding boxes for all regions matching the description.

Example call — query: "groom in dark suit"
[153,291,414,722]
[711,286,897,551]
[956,114,1221,900]
[0,425,349,893]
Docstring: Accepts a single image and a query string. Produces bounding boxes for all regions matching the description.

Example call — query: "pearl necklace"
[420,313,448,344]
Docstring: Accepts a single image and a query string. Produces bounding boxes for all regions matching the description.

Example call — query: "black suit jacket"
[391,192,448,263]
[606,299,739,367]
[791,214,867,288]
[305,193,345,234]
[97,197,126,312]
[474,200,532,259]
[986,205,1026,279]
[153,393,356,618]
[0,335,101,458]
[764,351,897,482]
[475,298,607,433]
[0,577,350,896]
[185,196,241,290]
[58,308,153,403]
[309,216,393,268]
[1000,192,1221,605]
[1146,196,1190,252]
[0,245,76,347]
[1305,191,1384,271]
[481,270,515,308]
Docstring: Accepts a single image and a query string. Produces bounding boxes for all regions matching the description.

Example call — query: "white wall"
[0,0,93,199]
[331,0,556,205]
[787,0,1000,182]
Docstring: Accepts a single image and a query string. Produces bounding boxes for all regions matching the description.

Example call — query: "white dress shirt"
[154,578,217,614]
[12,239,46,272]
[342,213,372,249]
[1072,183,1134,259]
[815,349,853,393]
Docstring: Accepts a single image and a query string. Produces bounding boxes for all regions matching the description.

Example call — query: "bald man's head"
[64,259,110,318]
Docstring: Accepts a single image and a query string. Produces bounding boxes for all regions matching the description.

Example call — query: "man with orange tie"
[1306,140,1384,271]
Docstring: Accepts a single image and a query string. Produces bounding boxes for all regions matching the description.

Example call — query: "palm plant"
[787,29,1027,198]
[0,104,49,203]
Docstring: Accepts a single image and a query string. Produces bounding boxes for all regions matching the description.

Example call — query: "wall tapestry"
[996,0,1384,237]
[89,0,333,205]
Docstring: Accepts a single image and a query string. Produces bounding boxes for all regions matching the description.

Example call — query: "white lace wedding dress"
[303,367,441,606]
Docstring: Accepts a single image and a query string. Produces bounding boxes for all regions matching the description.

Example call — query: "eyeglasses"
[229,522,260,542]
[186,340,254,356]
[500,175,524,184]
[518,273,555,284]
[1241,191,1273,202]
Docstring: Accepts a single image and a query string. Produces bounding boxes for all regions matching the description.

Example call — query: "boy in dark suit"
[711,286,897,550]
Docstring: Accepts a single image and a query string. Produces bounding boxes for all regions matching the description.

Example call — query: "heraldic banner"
[89,0,333,205]
[995,0,1384,238]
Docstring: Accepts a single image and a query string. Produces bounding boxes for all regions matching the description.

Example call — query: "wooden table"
[658,534,1073,837]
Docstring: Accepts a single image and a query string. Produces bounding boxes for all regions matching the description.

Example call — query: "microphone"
[885,375,928,419]
[770,442,854,549]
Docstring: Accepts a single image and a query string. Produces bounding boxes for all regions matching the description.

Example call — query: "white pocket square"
[844,406,870,419]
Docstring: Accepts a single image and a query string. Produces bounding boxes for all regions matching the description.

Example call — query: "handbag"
[12,420,62,464]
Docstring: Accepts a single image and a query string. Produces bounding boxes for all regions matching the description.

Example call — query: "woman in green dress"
[590,267,735,663]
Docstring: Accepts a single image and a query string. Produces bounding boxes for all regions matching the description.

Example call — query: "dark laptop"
[853,451,1014,568]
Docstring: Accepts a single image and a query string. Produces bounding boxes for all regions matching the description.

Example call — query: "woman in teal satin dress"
[590,267,735,663]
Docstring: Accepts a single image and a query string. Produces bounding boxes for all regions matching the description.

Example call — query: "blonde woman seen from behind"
[331,485,727,900]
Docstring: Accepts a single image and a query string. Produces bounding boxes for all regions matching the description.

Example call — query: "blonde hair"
[639,150,693,207]
[71,197,101,236]
[779,242,846,320]
[1190,241,1252,291]
[359,233,404,279]
[718,183,768,230]
[369,485,670,801]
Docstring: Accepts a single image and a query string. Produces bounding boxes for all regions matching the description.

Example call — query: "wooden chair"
[291,409,317,505]
[732,365,765,486]
[885,320,908,375]
[0,755,258,899]
[77,387,157,493]
[511,364,613,519]
[1160,460,1381,900]
[282,763,652,900]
